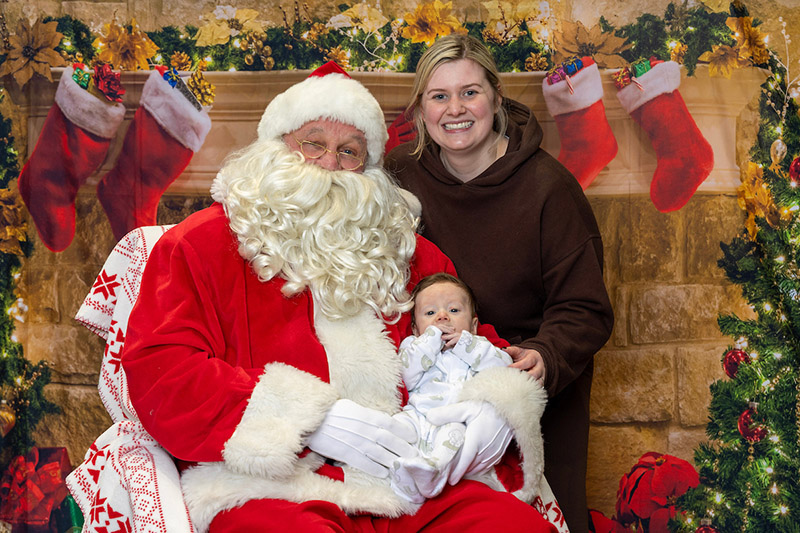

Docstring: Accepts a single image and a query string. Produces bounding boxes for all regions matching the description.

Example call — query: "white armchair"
[66,225,196,533]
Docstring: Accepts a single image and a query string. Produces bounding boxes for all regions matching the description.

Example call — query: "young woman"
[386,34,615,532]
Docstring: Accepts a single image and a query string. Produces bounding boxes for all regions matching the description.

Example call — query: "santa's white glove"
[425,400,514,485]
[305,399,418,478]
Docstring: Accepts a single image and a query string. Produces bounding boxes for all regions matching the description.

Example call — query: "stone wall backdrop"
[3,0,799,522]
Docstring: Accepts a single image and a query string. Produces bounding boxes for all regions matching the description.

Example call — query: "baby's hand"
[439,326,461,349]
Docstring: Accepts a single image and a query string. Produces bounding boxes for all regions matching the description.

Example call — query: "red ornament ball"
[696,525,718,533]
[738,408,767,443]
[696,526,718,533]
[723,349,749,378]
[790,156,800,183]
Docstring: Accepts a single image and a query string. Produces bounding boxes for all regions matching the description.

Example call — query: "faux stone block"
[629,284,745,344]
[686,195,745,281]
[618,197,682,283]
[591,348,675,423]
[676,344,728,426]
[25,323,104,385]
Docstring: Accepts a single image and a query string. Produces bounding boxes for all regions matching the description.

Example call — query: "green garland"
[40,1,734,75]
[601,2,738,75]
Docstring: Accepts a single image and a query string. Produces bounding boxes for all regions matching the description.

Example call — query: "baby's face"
[412,282,478,336]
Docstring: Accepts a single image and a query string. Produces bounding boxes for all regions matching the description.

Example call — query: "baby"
[391,273,513,503]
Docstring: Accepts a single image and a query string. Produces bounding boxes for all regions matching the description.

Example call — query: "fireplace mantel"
[24,66,764,196]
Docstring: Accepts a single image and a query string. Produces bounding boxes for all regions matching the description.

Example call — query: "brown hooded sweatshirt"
[386,98,614,532]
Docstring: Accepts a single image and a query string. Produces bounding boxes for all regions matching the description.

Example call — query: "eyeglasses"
[291,135,365,171]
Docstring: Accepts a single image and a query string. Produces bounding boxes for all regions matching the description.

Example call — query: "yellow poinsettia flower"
[482,0,551,41]
[93,19,158,71]
[194,15,232,47]
[737,162,787,238]
[699,44,749,78]
[339,3,389,33]
[0,19,66,88]
[195,6,264,47]
[402,1,464,46]
[552,20,631,68]
[727,16,769,65]
[0,188,27,256]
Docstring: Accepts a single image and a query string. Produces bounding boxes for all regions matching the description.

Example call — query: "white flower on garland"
[194,6,265,47]
[326,3,389,34]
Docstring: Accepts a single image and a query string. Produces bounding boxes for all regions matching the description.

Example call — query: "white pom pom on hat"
[257,61,389,167]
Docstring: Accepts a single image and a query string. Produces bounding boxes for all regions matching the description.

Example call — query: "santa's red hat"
[257,62,388,167]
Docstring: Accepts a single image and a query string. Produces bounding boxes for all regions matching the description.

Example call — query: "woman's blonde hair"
[408,34,507,157]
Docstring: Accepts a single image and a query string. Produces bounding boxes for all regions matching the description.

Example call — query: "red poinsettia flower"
[589,509,622,533]
[615,452,699,530]
[92,63,126,103]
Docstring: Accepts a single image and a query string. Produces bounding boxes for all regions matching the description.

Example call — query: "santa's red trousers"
[209,480,557,532]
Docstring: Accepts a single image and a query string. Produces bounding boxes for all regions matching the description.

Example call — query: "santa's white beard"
[211,139,417,320]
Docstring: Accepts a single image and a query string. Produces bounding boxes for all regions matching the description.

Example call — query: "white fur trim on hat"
[257,73,389,167]
[616,61,681,114]
[55,67,126,139]
[541,62,604,116]
[140,69,212,153]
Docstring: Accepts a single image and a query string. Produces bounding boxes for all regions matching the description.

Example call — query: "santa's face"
[284,119,368,172]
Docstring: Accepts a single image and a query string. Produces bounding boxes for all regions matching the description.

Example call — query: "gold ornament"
[524,52,549,72]
[241,32,274,70]
[325,46,350,69]
[187,70,215,106]
[670,41,688,64]
[770,138,787,166]
[170,51,192,71]
[481,28,507,45]
[0,401,16,438]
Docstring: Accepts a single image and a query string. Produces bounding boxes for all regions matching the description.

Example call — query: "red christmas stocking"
[18,66,125,252]
[616,60,714,212]
[97,69,211,241]
[542,57,617,189]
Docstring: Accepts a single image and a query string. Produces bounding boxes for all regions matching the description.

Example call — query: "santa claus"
[120,62,557,532]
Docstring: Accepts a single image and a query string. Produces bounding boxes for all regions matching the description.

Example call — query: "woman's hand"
[506,346,546,384]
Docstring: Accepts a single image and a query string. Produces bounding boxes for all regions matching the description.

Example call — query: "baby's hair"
[410,273,478,328]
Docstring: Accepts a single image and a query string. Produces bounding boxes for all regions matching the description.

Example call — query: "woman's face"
[420,58,499,160]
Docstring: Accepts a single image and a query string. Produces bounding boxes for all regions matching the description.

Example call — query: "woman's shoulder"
[385,143,421,180]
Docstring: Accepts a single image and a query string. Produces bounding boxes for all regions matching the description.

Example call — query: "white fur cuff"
[616,61,681,113]
[222,363,338,478]
[542,62,604,115]
[141,69,212,152]
[55,67,126,139]
[458,366,548,503]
